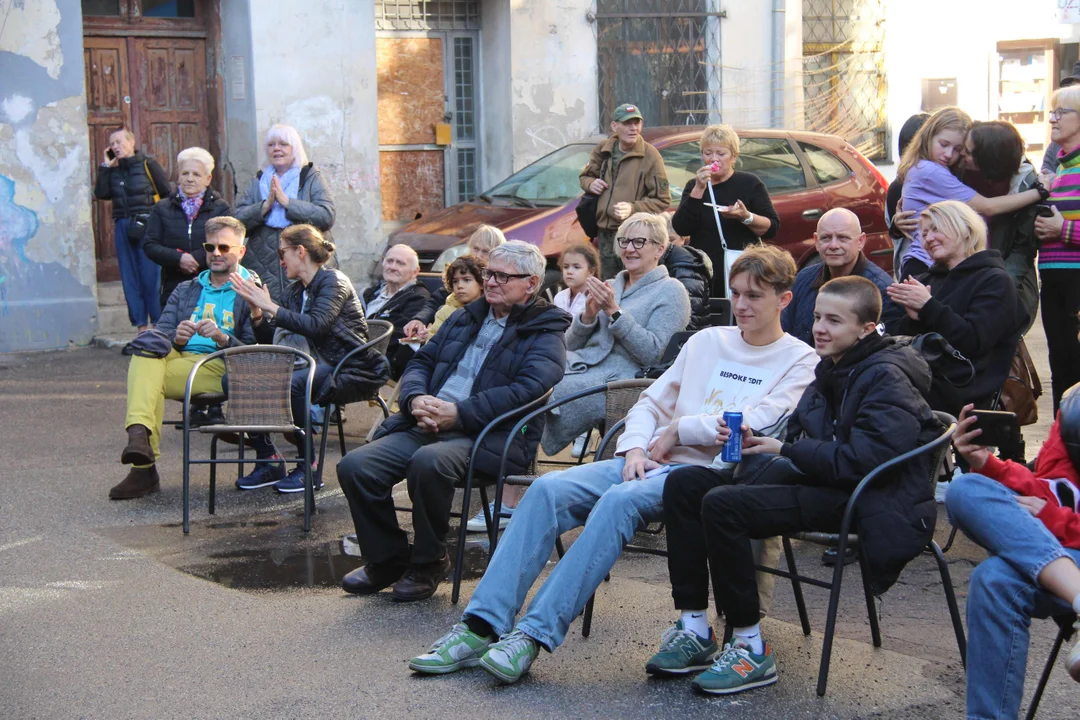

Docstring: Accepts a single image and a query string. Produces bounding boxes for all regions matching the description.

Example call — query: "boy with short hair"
[658,275,940,695]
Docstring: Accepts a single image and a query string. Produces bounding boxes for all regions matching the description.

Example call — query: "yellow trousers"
[125,350,226,463]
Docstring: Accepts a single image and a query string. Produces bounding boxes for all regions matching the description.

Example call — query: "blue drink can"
[721,411,743,463]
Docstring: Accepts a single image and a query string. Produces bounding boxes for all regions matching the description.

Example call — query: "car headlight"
[431,243,470,272]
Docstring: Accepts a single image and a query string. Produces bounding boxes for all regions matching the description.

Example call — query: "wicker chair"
[182,346,317,533]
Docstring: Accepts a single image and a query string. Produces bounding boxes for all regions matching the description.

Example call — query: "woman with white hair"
[233,124,337,300]
[143,146,231,305]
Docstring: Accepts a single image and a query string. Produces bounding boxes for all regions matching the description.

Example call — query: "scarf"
[258,165,301,229]
[180,192,204,223]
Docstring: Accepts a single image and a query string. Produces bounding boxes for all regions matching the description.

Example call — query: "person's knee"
[407,443,465,484]
[337,445,387,488]
[945,473,993,522]
[702,485,744,522]
[589,480,655,528]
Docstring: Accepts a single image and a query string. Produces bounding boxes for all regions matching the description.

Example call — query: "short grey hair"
[386,243,420,272]
[264,124,309,168]
[489,240,546,298]
[176,146,215,174]
[109,128,135,144]
[205,216,247,245]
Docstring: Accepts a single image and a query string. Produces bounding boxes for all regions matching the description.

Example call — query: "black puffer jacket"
[781,334,941,594]
[94,151,172,220]
[662,243,713,331]
[886,250,1027,415]
[255,267,390,405]
[142,188,232,305]
[362,282,431,380]
[375,297,570,477]
[232,163,336,300]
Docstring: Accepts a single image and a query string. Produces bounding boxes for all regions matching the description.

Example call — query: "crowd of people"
[97,97,1080,715]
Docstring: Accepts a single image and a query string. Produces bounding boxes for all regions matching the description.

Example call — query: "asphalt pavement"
[0,323,1077,719]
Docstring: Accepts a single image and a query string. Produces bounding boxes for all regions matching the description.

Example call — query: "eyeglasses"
[277,245,299,259]
[481,269,532,285]
[1050,108,1078,121]
[203,242,240,255]
[616,236,657,250]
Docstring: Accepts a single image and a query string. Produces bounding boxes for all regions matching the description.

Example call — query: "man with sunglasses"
[336,241,570,602]
[110,216,264,500]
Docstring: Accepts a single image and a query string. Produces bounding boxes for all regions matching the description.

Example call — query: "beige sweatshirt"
[615,326,819,467]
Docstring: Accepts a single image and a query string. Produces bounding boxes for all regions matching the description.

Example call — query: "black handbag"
[892,332,975,388]
[127,212,151,243]
[575,157,609,239]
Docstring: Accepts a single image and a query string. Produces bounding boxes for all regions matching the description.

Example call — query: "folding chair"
[182,346,316,533]
[315,319,394,473]
[756,411,964,696]
[1025,612,1078,719]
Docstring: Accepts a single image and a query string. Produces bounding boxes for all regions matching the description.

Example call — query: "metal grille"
[802,0,888,160]
[375,0,480,31]
[457,148,476,202]
[596,0,723,128]
[454,37,475,141]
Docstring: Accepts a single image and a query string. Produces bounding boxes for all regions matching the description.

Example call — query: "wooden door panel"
[379,151,445,222]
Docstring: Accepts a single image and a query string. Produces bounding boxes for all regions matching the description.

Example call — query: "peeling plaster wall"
[248,0,382,284]
[0,0,97,352]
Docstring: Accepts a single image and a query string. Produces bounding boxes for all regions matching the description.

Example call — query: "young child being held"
[553,243,600,318]
[413,255,485,342]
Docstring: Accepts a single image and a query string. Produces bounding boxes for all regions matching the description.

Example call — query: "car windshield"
[480,144,595,206]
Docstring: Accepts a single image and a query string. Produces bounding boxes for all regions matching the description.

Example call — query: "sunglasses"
[203,242,240,255]
[616,236,657,250]
[277,245,300,259]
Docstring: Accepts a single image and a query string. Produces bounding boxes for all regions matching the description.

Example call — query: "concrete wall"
[0,0,97,352]
[247,0,383,282]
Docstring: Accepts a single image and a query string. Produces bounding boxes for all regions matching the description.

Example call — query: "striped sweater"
[1042,144,1080,269]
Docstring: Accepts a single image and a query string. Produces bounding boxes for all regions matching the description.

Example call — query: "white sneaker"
[466,503,512,532]
[1067,618,1080,682]
[571,432,589,459]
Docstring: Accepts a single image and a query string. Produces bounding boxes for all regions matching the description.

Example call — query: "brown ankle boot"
[121,424,154,466]
[109,465,161,500]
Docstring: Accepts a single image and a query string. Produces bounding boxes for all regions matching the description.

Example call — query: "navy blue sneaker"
[275,463,323,494]
[235,460,286,490]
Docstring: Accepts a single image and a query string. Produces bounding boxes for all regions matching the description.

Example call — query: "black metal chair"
[707,297,732,327]
[181,346,316,533]
[1025,612,1078,719]
[755,411,964,697]
[314,319,394,473]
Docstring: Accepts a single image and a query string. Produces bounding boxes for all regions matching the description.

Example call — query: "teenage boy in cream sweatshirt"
[407,244,818,685]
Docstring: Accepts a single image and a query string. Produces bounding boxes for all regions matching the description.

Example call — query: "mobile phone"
[1036,203,1055,218]
[970,410,1018,448]
[106,148,116,161]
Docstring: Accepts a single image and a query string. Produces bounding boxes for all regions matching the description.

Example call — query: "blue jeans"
[946,472,1080,720]
[114,218,162,327]
[464,458,669,651]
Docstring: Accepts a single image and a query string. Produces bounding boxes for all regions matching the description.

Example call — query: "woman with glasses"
[1035,87,1080,412]
[671,124,780,297]
[143,147,231,307]
[228,224,390,494]
[541,212,691,455]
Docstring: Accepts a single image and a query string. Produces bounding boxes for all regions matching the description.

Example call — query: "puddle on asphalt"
[178,538,493,592]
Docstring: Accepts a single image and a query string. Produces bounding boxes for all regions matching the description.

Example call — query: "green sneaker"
[691,639,777,695]
[645,620,719,675]
[478,629,539,684]
[408,622,493,674]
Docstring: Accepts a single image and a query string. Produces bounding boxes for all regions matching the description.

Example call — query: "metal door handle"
[802,208,822,219]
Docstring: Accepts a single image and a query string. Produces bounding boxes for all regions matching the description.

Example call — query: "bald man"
[781,208,899,346]
[362,244,430,379]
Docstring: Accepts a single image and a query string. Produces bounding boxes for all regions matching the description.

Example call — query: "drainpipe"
[771,0,786,128]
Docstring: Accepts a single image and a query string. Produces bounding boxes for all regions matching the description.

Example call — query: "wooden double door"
[85,35,210,281]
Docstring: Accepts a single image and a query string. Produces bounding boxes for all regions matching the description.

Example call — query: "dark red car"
[387,127,892,284]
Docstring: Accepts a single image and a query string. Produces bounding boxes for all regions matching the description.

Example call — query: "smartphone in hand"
[105,148,116,161]
[1035,204,1055,218]
[970,410,1018,448]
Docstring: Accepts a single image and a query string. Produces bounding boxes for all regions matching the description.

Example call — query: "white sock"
[733,623,765,654]
[679,610,710,639]
[1072,593,1080,616]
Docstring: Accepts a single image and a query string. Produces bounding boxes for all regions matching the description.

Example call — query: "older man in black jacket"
[338,241,570,602]
[362,244,430,380]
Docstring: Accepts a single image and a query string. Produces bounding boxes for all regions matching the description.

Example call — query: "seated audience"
[946,393,1080,719]
[541,213,691,456]
[143,147,231,307]
[552,243,600,319]
[109,217,261,500]
[336,242,570,602]
[409,245,818,684]
[411,255,486,342]
[782,208,899,345]
[662,212,714,331]
[886,201,1026,416]
[227,224,389,493]
[362,244,430,380]
[402,225,507,340]
[233,124,336,301]
[660,276,939,695]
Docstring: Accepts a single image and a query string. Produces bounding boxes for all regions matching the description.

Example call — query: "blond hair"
[700,124,740,157]
[1053,85,1080,114]
[896,107,972,181]
[467,224,507,253]
[920,200,987,257]
[615,212,670,254]
[729,244,797,293]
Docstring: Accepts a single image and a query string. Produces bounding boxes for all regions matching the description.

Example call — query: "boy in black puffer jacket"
[658,275,940,696]
[663,213,714,330]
